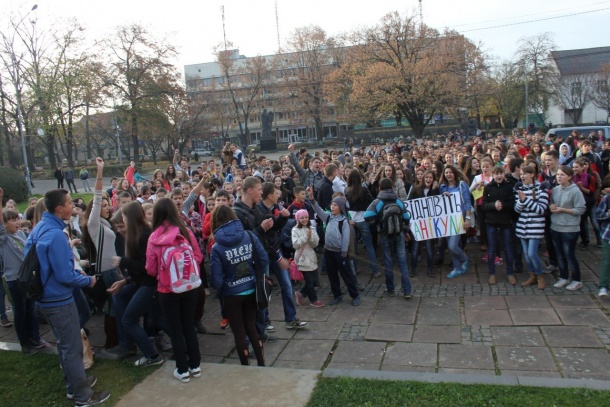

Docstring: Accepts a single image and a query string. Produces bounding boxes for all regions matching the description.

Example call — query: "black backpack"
[378,200,404,238]
[17,231,52,301]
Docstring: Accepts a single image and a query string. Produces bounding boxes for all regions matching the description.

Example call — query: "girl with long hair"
[146,198,203,382]
[470,157,494,256]
[165,165,176,185]
[409,170,439,278]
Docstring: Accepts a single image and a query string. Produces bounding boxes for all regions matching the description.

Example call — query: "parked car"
[546,126,610,140]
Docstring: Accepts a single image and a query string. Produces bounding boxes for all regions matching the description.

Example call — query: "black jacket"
[316,177,334,211]
[482,179,515,227]
[345,186,374,212]
[118,229,157,287]
[233,200,286,262]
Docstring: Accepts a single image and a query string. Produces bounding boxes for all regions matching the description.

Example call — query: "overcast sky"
[5,0,610,70]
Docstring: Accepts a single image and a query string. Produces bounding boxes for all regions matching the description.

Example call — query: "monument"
[259,108,277,152]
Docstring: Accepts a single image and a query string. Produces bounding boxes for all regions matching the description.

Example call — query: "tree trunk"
[315,117,323,141]
[85,103,91,163]
[131,112,139,165]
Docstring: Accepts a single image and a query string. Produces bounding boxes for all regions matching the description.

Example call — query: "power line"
[460,7,610,32]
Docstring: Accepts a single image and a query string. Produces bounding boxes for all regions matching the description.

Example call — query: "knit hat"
[331,196,347,216]
[295,209,309,221]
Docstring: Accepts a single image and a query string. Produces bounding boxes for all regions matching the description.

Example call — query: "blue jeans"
[6,280,40,343]
[0,275,8,320]
[354,221,378,275]
[40,302,93,402]
[114,284,158,358]
[411,238,435,273]
[447,234,467,271]
[73,288,91,328]
[269,260,297,322]
[520,238,543,275]
[486,226,514,275]
[381,233,412,294]
[551,230,581,281]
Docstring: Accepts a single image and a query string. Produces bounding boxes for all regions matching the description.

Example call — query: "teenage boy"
[287,186,315,219]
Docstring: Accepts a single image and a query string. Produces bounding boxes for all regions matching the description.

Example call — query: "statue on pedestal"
[261,108,274,139]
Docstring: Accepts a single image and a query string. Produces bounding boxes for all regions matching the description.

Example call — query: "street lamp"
[10,4,38,194]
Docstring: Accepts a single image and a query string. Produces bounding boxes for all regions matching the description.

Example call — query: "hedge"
[0,167,29,203]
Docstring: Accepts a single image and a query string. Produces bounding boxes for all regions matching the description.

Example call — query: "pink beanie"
[295,209,309,221]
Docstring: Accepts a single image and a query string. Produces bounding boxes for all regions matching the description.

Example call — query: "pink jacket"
[146,222,203,294]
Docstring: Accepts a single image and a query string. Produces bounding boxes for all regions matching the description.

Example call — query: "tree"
[592,63,610,121]
[551,74,594,124]
[489,62,526,129]
[279,25,342,140]
[327,12,470,137]
[100,24,181,165]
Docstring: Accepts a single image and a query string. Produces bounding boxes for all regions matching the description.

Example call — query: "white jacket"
[291,226,320,271]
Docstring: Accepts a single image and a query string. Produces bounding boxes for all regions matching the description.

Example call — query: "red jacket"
[146,222,203,294]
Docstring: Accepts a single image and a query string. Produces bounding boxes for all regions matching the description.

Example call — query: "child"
[291,209,323,307]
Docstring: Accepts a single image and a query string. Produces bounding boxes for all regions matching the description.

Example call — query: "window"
[570,81,582,97]
[598,79,608,94]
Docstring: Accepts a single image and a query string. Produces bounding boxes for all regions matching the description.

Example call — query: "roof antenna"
[275,0,281,52]
[221,5,227,50]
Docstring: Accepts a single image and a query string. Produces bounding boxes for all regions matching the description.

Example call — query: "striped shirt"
[514,183,549,239]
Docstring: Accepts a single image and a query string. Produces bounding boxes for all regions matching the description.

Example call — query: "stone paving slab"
[417,308,460,325]
[503,295,551,309]
[548,295,599,309]
[464,296,508,310]
[382,343,437,367]
[509,309,562,325]
[331,341,386,364]
[277,339,334,363]
[465,309,513,326]
[541,326,604,348]
[365,323,414,342]
[438,344,495,370]
[491,326,546,347]
[412,325,462,344]
[556,309,610,326]
[372,307,417,324]
[495,346,558,371]
[552,347,610,378]
[293,321,344,340]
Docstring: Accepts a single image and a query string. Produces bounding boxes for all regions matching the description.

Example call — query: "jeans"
[66,179,78,193]
[6,280,40,343]
[224,293,264,366]
[486,226,514,275]
[0,275,8,320]
[353,221,378,275]
[381,233,412,294]
[114,284,158,358]
[324,250,359,300]
[40,302,93,402]
[73,288,91,328]
[544,215,557,267]
[551,230,581,281]
[511,226,523,273]
[520,238,543,275]
[81,179,91,192]
[581,202,601,245]
[600,240,610,289]
[299,270,318,303]
[159,290,201,374]
[411,238,434,273]
[447,234,467,271]
[269,260,297,322]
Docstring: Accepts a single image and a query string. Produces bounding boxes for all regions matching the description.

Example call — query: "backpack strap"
[95,225,104,275]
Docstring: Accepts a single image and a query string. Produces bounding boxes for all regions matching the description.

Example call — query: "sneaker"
[403,293,412,300]
[544,264,558,274]
[508,275,517,286]
[20,342,37,355]
[355,282,365,291]
[75,391,111,406]
[481,255,488,263]
[553,278,569,288]
[310,301,325,308]
[67,376,97,400]
[220,319,229,329]
[385,289,396,297]
[351,296,361,306]
[447,269,462,279]
[29,338,48,349]
[566,281,583,291]
[294,291,304,306]
[494,257,503,266]
[286,319,308,330]
[260,332,277,343]
[194,321,207,334]
[155,333,172,351]
[247,344,256,359]
[265,323,275,333]
[488,275,497,285]
[104,345,136,360]
[599,288,609,297]
[1,318,12,328]
[173,369,190,383]
[461,259,469,274]
[329,297,343,306]
[134,354,164,367]
[189,366,202,378]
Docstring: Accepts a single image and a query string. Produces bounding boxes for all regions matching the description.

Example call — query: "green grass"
[0,350,159,406]
[307,377,610,407]
[17,193,93,213]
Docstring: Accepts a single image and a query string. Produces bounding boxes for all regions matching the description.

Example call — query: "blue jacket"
[210,219,269,297]
[363,189,411,233]
[24,212,92,308]
[439,181,472,214]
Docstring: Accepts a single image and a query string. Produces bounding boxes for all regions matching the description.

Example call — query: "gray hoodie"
[312,202,350,256]
[0,223,26,281]
[550,182,586,233]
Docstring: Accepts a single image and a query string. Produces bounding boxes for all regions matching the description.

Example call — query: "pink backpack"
[162,235,201,293]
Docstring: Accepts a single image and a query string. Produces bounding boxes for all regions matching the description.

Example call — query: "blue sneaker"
[461,259,469,274]
[447,269,462,279]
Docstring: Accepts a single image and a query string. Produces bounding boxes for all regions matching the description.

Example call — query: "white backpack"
[162,235,201,293]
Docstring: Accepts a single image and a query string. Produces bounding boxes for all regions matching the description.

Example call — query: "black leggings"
[299,270,318,303]
[224,293,264,366]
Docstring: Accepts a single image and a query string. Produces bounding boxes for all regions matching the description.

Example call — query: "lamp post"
[9,4,38,194]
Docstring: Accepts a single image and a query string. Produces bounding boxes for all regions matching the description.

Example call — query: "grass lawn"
[0,350,159,406]
[17,192,93,213]
[307,377,610,407]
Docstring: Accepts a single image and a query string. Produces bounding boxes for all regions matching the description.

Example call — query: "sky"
[4,0,610,72]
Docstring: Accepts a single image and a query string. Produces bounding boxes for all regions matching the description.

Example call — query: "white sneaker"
[173,368,190,383]
[544,264,557,274]
[565,281,583,291]
[553,278,569,288]
[599,288,608,297]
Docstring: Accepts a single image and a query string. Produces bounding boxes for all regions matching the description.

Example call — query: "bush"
[0,167,29,203]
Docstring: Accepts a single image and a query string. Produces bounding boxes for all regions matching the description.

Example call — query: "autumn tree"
[327,12,471,137]
[592,63,610,121]
[551,74,594,124]
[489,62,526,129]
[100,24,181,165]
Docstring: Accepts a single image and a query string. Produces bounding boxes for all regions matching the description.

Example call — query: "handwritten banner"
[404,192,465,241]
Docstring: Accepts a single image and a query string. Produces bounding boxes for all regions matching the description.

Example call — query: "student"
[596,192,610,297]
[409,170,439,278]
[308,189,361,306]
[364,178,412,299]
[210,206,267,366]
[292,209,324,307]
[80,166,91,192]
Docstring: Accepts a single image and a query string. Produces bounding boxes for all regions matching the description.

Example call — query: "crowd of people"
[1,129,610,405]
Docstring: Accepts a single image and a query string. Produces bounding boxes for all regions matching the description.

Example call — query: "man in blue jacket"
[25,189,110,406]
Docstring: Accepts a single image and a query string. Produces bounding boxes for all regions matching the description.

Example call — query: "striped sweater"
[514,182,549,239]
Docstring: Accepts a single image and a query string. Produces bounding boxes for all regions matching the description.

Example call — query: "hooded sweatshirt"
[550,182,586,233]
[559,143,573,165]
[0,222,26,281]
[311,201,350,256]
[146,222,203,294]
[210,219,269,297]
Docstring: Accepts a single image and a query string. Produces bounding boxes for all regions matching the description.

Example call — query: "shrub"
[0,167,29,203]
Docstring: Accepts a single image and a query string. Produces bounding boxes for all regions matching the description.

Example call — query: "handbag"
[81,328,94,369]
[289,244,305,282]
[247,231,271,310]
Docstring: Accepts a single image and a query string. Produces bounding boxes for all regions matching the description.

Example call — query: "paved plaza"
[2,242,610,382]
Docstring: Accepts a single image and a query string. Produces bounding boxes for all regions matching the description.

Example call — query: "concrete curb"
[322,368,610,391]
